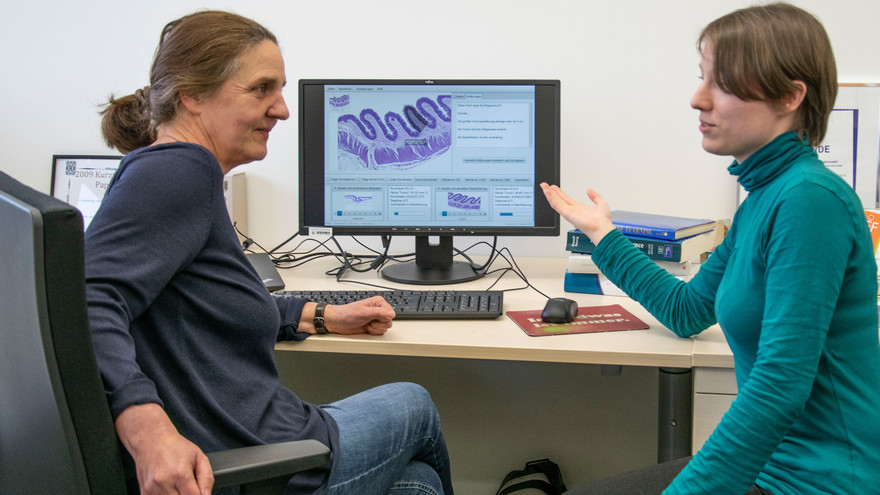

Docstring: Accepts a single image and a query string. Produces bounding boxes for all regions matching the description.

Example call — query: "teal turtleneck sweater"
[593,132,880,494]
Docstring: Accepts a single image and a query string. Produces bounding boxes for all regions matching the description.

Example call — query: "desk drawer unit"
[693,367,737,453]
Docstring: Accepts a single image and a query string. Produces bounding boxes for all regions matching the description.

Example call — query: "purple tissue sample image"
[337,95,452,171]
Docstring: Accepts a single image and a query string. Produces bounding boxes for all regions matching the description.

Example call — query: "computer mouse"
[541,297,579,323]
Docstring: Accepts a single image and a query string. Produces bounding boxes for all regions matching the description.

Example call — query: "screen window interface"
[324,84,536,231]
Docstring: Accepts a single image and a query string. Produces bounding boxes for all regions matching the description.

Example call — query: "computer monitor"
[299,79,561,285]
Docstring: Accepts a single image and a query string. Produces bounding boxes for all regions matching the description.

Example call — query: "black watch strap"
[313,302,328,334]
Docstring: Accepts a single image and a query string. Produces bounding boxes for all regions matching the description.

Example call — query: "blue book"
[565,228,716,263]
[611,210,714,241]
[563,271,602,294]
[566,229,595,254]
[563,271,628,296]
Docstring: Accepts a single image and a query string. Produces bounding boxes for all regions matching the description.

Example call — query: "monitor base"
[380,261,482,285]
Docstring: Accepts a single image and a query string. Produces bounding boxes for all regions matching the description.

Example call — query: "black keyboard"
[276,289,504,319]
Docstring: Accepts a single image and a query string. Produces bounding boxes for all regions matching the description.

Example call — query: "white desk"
[275,257,695,367]
[272,256,733,491]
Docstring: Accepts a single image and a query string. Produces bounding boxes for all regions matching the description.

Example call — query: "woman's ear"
[179,93,201,115]
[781,81,807,114]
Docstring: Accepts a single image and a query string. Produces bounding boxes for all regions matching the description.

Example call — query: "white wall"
[2,0,878,257]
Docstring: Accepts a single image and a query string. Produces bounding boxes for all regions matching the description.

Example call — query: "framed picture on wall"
[50,155,122,230]
[826,84,880,208]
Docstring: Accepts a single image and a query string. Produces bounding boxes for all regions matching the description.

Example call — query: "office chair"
[0,171,330,494]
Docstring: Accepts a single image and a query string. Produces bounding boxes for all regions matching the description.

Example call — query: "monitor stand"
[380,235,482,285]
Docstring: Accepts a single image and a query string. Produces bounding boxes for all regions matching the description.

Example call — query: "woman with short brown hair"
[549,3,880,493]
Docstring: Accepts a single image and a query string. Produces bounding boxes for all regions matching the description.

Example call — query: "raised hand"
[540,183,615,245]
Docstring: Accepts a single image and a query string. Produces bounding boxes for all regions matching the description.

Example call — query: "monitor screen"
[299,79,560,284]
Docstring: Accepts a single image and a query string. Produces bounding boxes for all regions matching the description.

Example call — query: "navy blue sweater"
[85,143,337,493]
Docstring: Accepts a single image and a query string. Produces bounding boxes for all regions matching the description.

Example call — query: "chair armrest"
[207,439,331,490]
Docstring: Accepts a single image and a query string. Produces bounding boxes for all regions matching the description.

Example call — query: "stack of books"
[564,211,717,295]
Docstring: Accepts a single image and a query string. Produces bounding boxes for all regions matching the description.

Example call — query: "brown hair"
[698,2,837,145]
[100,11,277,153]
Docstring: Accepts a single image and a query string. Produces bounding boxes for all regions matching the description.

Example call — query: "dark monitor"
[299,79,561,284]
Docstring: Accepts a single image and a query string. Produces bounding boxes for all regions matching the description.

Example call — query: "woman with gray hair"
[92,10,453,495]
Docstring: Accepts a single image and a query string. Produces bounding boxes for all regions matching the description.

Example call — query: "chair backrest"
[0,171,127,494]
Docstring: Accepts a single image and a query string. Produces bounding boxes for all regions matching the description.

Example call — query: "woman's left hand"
[540,183,615,245]
[315,297,396,335]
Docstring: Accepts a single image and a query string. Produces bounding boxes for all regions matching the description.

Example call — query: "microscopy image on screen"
[330,186,385,223]
[336,95,452,171]
[343,193,375,209]
[447,191,482,210]
[322,84,537,228]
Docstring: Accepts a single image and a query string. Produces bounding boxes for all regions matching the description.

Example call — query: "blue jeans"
[321,382,454,495]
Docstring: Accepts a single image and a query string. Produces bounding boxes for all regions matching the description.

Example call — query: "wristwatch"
[313,302,328,334]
